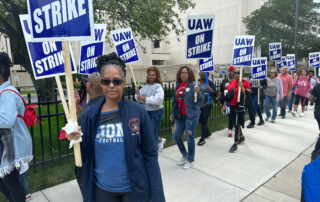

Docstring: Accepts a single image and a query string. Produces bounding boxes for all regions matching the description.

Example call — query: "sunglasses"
[235,72,240,75]
[101,79,123,86]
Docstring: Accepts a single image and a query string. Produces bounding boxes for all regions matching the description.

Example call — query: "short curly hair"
[0,52,12,81]
[96,52,126,78]
[176,66,195,83]
[146,66,162,84]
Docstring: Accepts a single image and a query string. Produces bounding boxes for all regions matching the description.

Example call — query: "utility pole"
[294,0,299,67]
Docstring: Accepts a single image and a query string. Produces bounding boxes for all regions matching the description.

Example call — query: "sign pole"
[55,76,70,120]
[129,64,137,89]
[237,66,243,102]
[205,72,210,104]
[194,59,200,102]
[62,41,82,167]
[258,79,261,105]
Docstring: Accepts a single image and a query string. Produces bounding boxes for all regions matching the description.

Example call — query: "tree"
[0,0,194,98]
[243,0,320,61]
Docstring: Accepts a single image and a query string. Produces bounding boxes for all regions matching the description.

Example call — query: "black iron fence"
[26,81,226,168]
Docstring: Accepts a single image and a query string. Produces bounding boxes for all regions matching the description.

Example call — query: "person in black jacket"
[198,72,216,146]
[67,52,165,202]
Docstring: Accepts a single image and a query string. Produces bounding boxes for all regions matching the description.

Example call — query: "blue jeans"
[147,108,164,145]
[279,96,288,116]
[288,91,295,111]
[263,96,278,121]
[252,94,263,122]
[19,173,29,195]
[173,115,199,162]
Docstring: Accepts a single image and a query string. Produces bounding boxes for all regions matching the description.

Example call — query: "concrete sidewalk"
[29,110,318,202]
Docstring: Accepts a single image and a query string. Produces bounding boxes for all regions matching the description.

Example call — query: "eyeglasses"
[101,79,123,86]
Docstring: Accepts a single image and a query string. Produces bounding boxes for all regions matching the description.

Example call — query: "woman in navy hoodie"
[67,52,165,202]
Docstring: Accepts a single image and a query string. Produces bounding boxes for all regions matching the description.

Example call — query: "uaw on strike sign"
[19,14,77,80]
[186,15,215,59]
[27,0,94,41]
[252,57,267,80]
[79,24,106,74]
[269,42,281,61]
[111,28,139,63]
[232,35,255,66]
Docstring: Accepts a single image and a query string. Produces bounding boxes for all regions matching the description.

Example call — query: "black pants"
[228,112,233,130]
[0,169,25,202]
[315,111,320,131]
[199,104,213,139]
[230,106,244,143]
[96,186,132,202]
[245,91,255,124]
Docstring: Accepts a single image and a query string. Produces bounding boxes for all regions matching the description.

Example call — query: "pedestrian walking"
[278,66,293,119]
[197,72,216,146]
[169,66,203,169]
[19,162,31,201]
[249,78,267,126]
[222,68,251,153]
[291,69,311,117]
[218,66,235,137]
[305,70,317,110]
[288,73,298,112]
[0,52,33,202]
[135,66,166,152]
[245,78,257,128]
[263,68,283,123]
[67,52,165,202]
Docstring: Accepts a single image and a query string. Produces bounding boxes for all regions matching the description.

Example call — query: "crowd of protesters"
[1,49,320,202]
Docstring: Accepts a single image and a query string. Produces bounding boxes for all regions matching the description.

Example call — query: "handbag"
[173,90,184,120]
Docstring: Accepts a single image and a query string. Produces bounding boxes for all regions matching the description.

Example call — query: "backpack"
[0,89,41,127]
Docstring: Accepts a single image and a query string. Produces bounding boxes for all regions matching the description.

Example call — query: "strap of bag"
[0,89,27,109]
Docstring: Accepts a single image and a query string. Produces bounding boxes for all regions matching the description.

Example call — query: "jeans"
[288,91,295,111]
[252,94,263,122]
[199,104,213,139]
[19,173,29,195]
[0,169,25,202]
[147,108,164,145]
[263,96,278,121]
[173,115,199,162]
[279,96,288,116]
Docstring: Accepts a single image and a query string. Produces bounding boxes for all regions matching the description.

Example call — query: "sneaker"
[257,120,264,126]
[271,120,275,123]
[197,138,205,146]
[26,194,31,201]
[228,130,232,137]
[310,105,314,110]
[281,115,285,119]
[291,111,296,117]
[229,144,238,153]
[247,123,254,128]
[177,156,187,166]
[238,136,245,145]
[265,116,270,121]
[183,161,192,169]
[158,138,166,152]
[300,113,304,117]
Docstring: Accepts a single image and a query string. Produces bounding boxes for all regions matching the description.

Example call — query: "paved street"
[29,110,318,202]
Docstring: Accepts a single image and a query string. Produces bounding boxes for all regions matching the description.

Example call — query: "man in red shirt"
[223,68,251,152]
[278,66,293,119]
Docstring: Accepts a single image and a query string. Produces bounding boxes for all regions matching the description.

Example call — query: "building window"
[152,60,164,65]
[153,40,160,48]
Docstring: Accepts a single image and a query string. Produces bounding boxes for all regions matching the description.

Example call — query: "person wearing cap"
[218,65,235,137]
[222,68,251,153]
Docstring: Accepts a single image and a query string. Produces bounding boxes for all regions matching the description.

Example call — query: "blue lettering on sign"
[188,18,213,30]
[199,57,214,72]
[235,38,254,46]
[28,0,92,39]
[112,31,132,42]
[115,39,139,63]
[95,28,104,41]
[252,58,267,80]
[28,41,75,78]
[187,30,213,58]
[232,47,253,66]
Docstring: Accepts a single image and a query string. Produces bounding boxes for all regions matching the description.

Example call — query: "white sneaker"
[183,161,192,169]
[158,138,166,152]
[291,111,296,117]
[300,113,304,117]
[26,194,32,201]
[177,157,187,166]
[310,105,314,110]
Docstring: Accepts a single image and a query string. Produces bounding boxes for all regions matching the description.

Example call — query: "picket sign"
[62,42,82,167]
[237,66,243,102]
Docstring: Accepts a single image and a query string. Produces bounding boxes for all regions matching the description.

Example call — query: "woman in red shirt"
[223,68,251,153]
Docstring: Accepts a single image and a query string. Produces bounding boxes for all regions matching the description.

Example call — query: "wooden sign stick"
[129,63,137,89]
[62,41,82,167]
[258,79,261,105]
[55,76,70,120]
[237,66,243,102]
[194,59,200,102]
